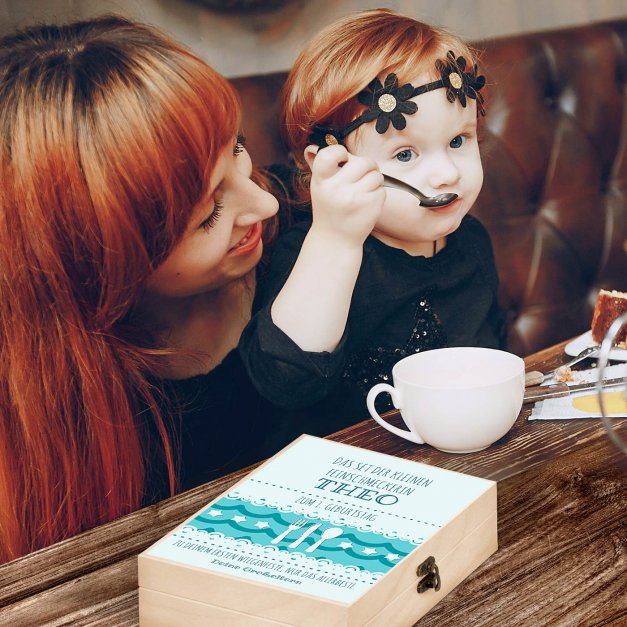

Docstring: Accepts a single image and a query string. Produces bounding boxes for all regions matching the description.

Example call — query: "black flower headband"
[309,51,486,148]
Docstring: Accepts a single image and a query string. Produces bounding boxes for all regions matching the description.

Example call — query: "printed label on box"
[147,436,492,603]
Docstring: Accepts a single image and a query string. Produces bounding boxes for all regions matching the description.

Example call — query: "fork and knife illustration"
[271,519,343,552]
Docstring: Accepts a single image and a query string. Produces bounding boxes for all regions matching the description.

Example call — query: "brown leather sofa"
[232,19,627,356]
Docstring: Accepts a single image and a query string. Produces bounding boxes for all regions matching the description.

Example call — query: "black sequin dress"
[240,206,506,447]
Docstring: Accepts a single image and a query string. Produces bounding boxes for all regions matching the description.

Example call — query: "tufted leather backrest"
[232,19,627,356]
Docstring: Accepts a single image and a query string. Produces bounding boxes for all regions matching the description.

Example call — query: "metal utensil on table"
[305,527,343,553]
[525,345,602,387]
[271,519,306,544]
[549,345,601,381]
[382,174,457,208]
[523,377,624,403]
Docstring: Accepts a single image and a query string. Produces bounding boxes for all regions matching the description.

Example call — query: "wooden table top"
[1,340,625,626]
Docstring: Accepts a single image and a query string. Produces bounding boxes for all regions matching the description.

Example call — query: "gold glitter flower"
[436,51,486,116]
[356,73,418,134]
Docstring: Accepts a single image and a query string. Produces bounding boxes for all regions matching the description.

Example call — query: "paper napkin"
[529,363,626,420]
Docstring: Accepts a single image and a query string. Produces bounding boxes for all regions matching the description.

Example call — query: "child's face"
[346,74,483,254]
[146,141,278,298]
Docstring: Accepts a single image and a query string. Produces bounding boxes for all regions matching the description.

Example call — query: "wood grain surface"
[417,430,627,626]
[1,340,625,626]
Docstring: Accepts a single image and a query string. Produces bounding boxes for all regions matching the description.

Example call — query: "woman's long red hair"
[0,16,240,562]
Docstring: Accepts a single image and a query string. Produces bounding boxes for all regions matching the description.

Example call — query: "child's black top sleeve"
[239,219,349,410]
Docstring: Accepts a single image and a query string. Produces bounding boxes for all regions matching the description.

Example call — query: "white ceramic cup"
[366,347,525,453]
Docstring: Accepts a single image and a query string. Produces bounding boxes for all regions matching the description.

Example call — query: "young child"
[241,8,505,436]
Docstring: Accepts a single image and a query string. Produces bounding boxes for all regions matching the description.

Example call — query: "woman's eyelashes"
[233,134,247,156]
[199,199,223,231]
[198,134,247,232]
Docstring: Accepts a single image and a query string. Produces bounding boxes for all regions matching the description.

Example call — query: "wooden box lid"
[139,436,497,626]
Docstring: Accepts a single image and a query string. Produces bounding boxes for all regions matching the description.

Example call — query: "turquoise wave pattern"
[189,497,420,572]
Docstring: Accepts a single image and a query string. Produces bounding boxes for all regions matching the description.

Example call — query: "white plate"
[564,330,627,361]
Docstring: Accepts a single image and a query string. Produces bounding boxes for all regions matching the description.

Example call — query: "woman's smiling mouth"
[228,222,263,256]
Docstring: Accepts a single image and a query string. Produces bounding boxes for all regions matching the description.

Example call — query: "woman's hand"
[308,144,384,247]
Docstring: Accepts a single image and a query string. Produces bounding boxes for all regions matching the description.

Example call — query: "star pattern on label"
[339,541,353,549]
[206,509,222,517]
[386,553,401,561]
[362,548,377,555]
[232,515,247,523]
[255,521,270,529]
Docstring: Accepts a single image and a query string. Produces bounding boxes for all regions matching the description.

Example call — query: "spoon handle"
[382,174,428,201]
[547,345,601,381]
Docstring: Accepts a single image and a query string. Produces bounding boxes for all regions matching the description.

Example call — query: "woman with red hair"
[0,15,279,561]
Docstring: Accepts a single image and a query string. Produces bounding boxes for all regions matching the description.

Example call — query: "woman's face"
[146,138,278,298]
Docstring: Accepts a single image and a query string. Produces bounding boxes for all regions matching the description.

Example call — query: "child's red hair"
[281,8,486,202]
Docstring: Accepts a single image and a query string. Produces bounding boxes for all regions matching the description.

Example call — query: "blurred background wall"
[1,0,626,77]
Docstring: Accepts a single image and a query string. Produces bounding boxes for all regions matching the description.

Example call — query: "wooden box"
[139,435,497,626]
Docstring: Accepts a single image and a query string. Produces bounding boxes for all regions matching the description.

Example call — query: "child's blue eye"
[450,135,464,148]
[394,149,416,163]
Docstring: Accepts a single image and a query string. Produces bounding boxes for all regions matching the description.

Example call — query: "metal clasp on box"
[416,556,441,593]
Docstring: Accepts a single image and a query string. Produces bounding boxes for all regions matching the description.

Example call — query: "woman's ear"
[303,145,319,171]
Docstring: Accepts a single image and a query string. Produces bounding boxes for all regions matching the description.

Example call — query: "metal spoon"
[548,345,601,382]
[525,345,603,387]
[382,174,458,207]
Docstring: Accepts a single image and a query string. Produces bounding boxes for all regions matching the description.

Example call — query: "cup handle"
[366,383,424,444]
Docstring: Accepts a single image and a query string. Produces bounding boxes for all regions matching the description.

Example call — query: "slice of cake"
[591,289,627,347]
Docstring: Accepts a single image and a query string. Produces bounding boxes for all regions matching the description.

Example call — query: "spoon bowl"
[383,174,457,207]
